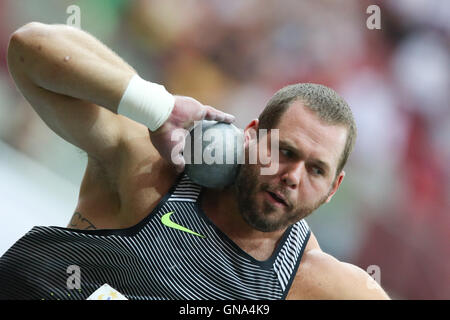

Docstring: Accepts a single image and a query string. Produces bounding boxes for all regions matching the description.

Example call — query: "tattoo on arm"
[68,212,97,230]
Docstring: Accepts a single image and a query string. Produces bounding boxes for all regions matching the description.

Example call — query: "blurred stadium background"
[0,0,449,299]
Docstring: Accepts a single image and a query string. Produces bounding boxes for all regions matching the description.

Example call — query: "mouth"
[265,190,288,207]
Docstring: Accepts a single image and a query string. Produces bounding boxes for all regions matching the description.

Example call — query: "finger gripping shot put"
[0,23,390,300]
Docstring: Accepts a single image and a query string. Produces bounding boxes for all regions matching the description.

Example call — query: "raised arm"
[8,22,136,115]
[7,22,234,169]
[7,22,136,162]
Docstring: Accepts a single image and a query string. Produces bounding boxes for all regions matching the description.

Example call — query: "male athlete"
[0,22,389,299]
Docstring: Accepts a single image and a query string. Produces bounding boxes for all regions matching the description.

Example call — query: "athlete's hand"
[150,96,235,173]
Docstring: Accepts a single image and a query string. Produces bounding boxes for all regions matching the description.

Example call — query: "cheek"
[298,176,329,200]
[239,164,261,188]
[251,136,278,167]
[309,178,334,201]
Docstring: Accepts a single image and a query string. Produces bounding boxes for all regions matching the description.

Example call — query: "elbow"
[13,21,47,35]
[9,22,47,48]
[8,22,49,74]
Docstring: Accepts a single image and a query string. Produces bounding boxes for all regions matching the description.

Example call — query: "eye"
[280,149,293,158]
[311,166,324,176]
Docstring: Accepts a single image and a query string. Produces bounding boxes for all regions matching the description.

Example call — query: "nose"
[281,161,303,189]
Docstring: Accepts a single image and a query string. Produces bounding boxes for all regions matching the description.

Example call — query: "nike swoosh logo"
[160,211,206,238]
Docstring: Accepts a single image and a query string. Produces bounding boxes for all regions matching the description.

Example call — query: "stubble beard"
[233,164,330,232]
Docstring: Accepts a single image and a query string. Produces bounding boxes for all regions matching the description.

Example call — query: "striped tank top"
[0,173,311,300]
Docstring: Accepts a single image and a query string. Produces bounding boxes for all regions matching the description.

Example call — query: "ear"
[326,170,345,203]
[243,119,259,148]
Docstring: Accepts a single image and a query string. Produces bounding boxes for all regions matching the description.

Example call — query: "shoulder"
[76,119,178,228]
[90,117,178,191]
[115,119,179,210]
[286,233,390,300]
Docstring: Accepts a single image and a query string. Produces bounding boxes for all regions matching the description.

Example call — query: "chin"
[241,207,288,233]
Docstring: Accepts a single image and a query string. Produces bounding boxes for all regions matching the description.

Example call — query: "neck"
[201,186,286,261]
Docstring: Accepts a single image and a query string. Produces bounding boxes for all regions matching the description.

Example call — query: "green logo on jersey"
[161,211,206,238]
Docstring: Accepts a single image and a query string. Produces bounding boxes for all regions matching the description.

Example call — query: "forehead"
[276,101,347,169]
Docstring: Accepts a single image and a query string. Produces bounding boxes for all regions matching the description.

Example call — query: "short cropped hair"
[258,83,357,175]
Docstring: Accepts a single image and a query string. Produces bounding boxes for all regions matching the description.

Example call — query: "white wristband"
[117,74,175,131]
